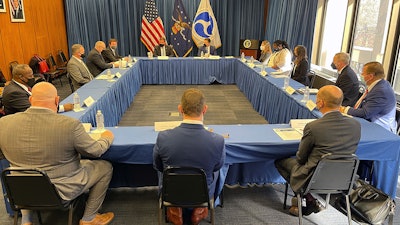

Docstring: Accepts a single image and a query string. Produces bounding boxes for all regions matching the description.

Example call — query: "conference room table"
[59,57,400,199]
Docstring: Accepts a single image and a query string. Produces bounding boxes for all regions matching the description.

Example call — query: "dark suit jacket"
[153,123,225,196]
[291,59,309,86]
[2,81,30,115]
[86,48,113,76]
[348,79,397,132]
[153,45,175,57]
[198,45,217,56]
[335,65,359,107]
[101,46,123,63]
[276,111,361,193]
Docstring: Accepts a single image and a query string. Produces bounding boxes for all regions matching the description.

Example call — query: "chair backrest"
[307,70,315,88]
[1,167,64,211]
[395,107,400,135]
[58,50,68,65]
[304,154,359,195]
[9,61,18,75]
[162,167,209,208]
[48,54,57,68]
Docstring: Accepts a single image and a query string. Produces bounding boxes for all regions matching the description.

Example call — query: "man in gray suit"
[67,44,94,90]
[0,82,115,225]
[86,41,119,76]
[275,85,361,217]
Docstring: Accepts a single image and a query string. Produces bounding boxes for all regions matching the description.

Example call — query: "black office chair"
[283,154,359,225]
[1,167,84,225]
[58,50,68,67]
[395,107,400,135]
[159,167,215,225]
[307,70,315,88]
[48,54,67,85]
[66,73,75,93]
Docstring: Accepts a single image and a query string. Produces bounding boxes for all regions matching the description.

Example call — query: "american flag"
[141,0,165,52]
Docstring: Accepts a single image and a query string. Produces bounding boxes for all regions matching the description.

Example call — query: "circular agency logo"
[243,39,252,48]
[193,12,214,39]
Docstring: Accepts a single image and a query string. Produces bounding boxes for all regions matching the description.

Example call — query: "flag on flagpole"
[170,0,192,57]
[192,0,221,49]
[141,0,165,52]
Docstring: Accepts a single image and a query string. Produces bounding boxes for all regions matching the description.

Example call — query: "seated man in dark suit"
[153,37,175,57]
[86,41,119,76]
[101,38,123,63]
[332,52,360,107]
[0,82,115,225]
[275,85,361,217]
[153,88,225,225]
[2,64,73,115]
[197,38,217,57]
[340,61,397,133]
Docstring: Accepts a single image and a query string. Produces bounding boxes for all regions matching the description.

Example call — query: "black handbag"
[349,179,395,225]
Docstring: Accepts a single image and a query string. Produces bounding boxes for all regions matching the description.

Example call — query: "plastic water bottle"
[119,59,123,68]
[250,56,254,64]
[73,93,80,110]
[201,51,204,58]
[96,110,104,131]
[107,69,112,79]
[283,76,289,89]
[241,52,245,61]
[302,86,310,102]
[128,55,132,63]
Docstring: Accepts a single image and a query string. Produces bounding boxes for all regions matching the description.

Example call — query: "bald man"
[275,85,361,217]
[86,41,119,76]
[0,82,116,225]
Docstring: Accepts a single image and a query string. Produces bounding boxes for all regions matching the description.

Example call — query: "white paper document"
[154,121,182,131]
[273,128,303,140]
[290,119,316,134]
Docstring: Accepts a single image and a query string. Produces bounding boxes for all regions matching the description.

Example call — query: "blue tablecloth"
[59,58,400,198]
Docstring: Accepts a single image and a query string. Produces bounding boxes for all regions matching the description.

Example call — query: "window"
[349,0,393,75]
[317,0,348,68]
[392,49,400,95]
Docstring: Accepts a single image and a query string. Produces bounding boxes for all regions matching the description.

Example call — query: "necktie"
[354,89,368,109]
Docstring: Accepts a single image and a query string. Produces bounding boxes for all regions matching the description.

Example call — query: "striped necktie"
[354,89,368,109]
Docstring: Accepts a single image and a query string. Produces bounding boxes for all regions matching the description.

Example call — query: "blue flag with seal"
[170,0,192,57]
[192,0,221,49]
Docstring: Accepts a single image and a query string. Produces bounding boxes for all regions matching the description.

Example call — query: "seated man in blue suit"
[153,88,225,225]
[340,61,397,133]
[197,38,217,57]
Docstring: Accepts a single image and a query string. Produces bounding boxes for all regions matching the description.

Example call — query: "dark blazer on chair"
[153,45,175,57]
[86,48,113,76]
[335,65,359,107]
[101,46,123,63]
[348,79,397,132]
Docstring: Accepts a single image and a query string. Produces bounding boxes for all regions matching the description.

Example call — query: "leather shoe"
[303,200,323,216]
[191,207,208,225]
[79,212,114,225]
[289,206,299,216]
[167,207,183,225]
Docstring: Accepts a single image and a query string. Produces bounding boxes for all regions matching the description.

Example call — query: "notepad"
[273,128,302,140]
